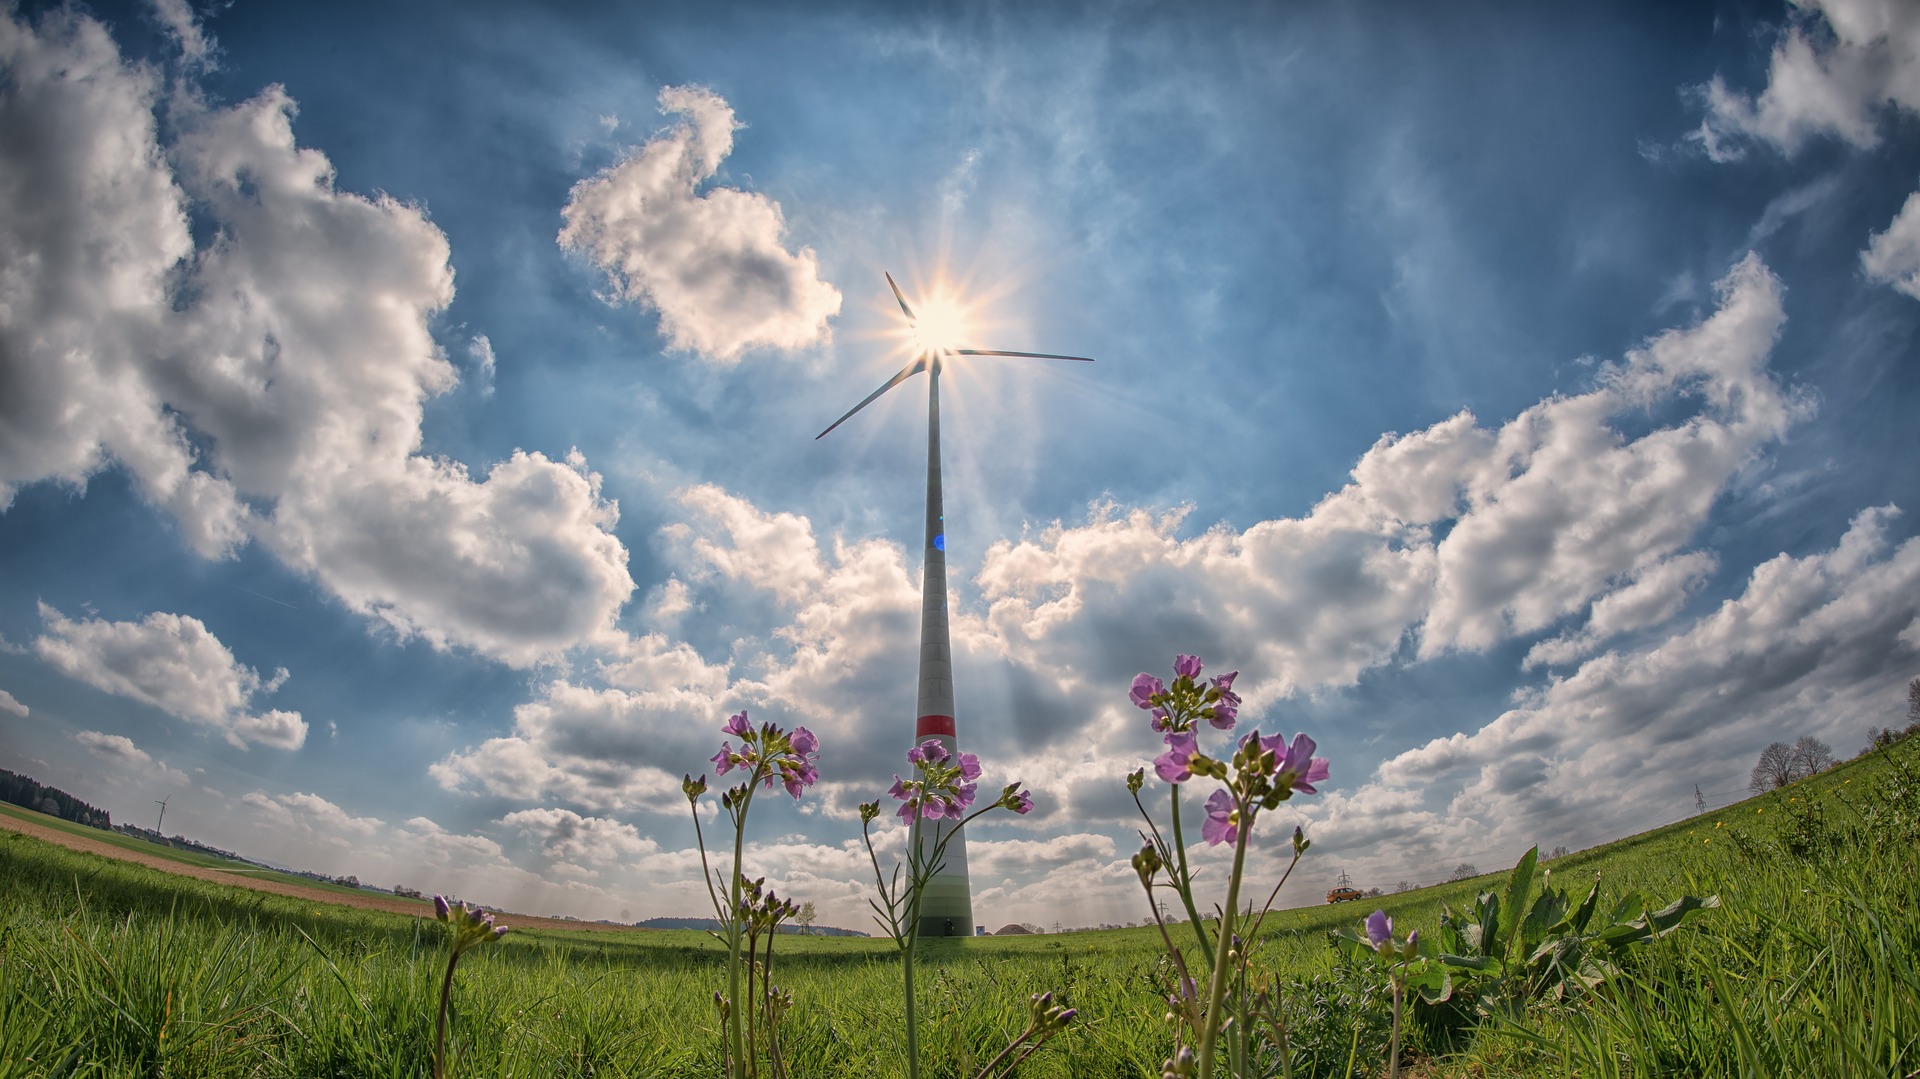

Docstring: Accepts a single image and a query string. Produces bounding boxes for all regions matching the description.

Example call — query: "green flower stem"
[1195,792,1252,1079]
[1387,959,1406,1079]
[433,950,459,1079]
[1169,784,1217,969]
[902,811,924,1079]
[726,779,762,1079]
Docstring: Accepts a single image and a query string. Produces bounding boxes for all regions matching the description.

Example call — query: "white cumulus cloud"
[35,605,306,750]
[558,85,842,362]
[0,8,635,666]
[75,730,189,785]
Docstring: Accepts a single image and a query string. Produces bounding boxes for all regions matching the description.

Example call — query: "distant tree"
[1395,880,1411,893]
[1547,845,1571,860]
[1365,886,1384,897]
[1021,923,1041,935]
[1790,736,1834,778]
[795,901,817,934]
[1449,863,1479,882]
[1750,741,1796,793]
[1910,677,1920,724]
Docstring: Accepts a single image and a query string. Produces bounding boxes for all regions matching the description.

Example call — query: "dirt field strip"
[0,811,644,934]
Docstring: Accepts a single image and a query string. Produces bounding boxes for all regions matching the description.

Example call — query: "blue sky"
[2,0,1918,928]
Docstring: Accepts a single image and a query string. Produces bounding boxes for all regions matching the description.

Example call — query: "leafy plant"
[1433,845,1719,1017]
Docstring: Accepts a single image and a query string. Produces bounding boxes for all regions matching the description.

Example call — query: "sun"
[905,289,977,356]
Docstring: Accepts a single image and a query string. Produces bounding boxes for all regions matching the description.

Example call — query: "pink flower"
[712,743,736,774]
[1207,700,1237,730]
[1129,673,1166,710]
[1211,671,1239,703]
[1008,788,1033,814]
[958,753,982,782]
[724,711,753,738]
[1276,732,1330,794]
[1201,788,1238,846]
[1174,654,1204,680]
[1365,909,1392,948]
[1155,732,1199,784]
[790,726,818,756]
[1253,731,1330,794]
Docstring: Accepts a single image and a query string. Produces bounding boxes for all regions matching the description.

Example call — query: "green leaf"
[1605,891,1645,927]
[1642,894,1721,937]
[1500,846,1539,962]
[1438,954,1499,973]
[1474,893,1502,958]
[1564,878,1601,936]
[1519,888,1565,958]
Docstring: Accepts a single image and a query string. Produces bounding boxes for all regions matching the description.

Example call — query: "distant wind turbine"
[154,797,168,833]
[818,272,1092,937]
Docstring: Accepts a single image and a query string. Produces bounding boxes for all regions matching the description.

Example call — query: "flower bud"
[683,773,708,801]
[1402,931,1420,961]
[433,894,451,922]
[1132,844,1163,886]
[1127,768,1146,794]
[1292,825,1309,855]
[713,991,730,1019]
[858,800,880,824]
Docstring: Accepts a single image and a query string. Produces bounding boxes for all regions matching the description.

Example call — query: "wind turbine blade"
[952,349,1095,362]
[816,358,927,439]
[884,272,918,321]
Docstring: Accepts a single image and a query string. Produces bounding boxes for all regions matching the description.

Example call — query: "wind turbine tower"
[154,797,168,834]
[818,273,1091,936]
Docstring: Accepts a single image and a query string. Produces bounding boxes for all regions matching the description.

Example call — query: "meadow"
[0,737,1915,1078]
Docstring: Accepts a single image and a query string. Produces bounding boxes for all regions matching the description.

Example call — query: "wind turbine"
[154,797,168,834]
[818,272,1092,937]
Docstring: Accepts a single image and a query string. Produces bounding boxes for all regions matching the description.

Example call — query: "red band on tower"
[916,714,956,738]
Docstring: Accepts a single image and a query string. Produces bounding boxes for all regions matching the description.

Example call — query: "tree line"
[0,769,111,829]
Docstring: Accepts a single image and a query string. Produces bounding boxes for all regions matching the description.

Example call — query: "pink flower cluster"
[708,710,820,799]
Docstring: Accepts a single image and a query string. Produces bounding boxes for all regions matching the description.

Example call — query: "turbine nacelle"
[815,272,1094,440]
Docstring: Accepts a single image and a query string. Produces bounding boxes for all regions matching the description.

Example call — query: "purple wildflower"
[724,710,753,738]
[1212,670,1240,704]
[1277,732,1331,794]
[1008,788,1033,814]
[1365,909,1393,948]
[1201,788,1238,846]
[711,743,735,775]
[790,726,818,756]
[1129,673,1166,710]
[433,894,451,920]
[958,752,982,782]
[1174,654,1204,680]
[1207,700,1237,730]
[1155,731,1199,783]
[1150,706,1172,732]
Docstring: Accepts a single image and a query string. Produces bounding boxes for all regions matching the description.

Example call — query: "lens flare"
[906,290,976,356]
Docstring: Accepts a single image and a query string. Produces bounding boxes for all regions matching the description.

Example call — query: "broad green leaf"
[1475,893,1502,958]
[1605,891,1645,927]
[1565,878,1601,936]
[1520,888,1565,957]
[1500,846,1539,962]
[1643,894,1720,937]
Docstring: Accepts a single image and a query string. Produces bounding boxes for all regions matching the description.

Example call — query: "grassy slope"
[0,800,431,902]
[0,739,1914,1077]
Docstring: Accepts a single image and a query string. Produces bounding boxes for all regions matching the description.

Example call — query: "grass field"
[2,738,1916,1077]
[0,802,424,903]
